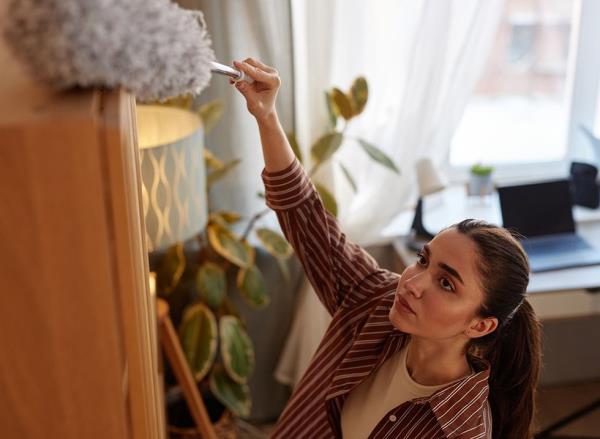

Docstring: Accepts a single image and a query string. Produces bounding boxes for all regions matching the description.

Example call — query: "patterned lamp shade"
[136,105,208,253]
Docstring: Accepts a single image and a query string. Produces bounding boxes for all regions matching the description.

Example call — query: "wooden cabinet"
[0,37,165,439]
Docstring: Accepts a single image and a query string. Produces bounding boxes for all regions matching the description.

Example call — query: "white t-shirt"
[341,345,472,439]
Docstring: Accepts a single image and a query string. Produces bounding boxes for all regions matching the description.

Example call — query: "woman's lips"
[395,295,416,315]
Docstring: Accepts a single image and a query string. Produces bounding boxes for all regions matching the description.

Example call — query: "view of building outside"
[450,0,576,167]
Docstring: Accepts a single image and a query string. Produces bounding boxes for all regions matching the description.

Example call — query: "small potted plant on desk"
[468,163,494,198]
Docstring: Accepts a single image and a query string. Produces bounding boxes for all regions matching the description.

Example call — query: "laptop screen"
[497,179,575,238]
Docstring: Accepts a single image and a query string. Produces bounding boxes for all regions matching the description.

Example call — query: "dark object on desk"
[408,158,446,251]
[570,162,599,209]
[497,179,600,273]
[410,198,435,240]
[407,197,435,252]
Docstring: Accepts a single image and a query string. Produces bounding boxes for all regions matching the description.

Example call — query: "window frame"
[445,0,600,186]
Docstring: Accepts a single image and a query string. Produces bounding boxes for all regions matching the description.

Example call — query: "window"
[596,81,600,137]
[450,0,582,174]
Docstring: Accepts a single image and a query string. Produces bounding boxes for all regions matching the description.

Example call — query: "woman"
[231,58,542,439]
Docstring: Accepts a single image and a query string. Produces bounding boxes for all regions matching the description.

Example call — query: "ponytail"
[483,299,542,439]
[453,219,544,439]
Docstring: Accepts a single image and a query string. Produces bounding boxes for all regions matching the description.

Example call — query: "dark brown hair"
[453,219,542,439]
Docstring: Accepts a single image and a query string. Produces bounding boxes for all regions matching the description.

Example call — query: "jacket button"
[389,415,397,422]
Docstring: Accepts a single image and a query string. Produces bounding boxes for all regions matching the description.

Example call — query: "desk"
[384,186,600,299]
[385,185,600,385]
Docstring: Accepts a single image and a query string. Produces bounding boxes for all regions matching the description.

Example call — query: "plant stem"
[244,120,351,239]
[241,207,271,241]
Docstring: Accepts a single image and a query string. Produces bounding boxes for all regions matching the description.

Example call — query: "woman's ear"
[465,316,498,339]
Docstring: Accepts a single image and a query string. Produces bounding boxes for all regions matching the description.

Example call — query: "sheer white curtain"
[331,0,505,245]
[275,0,505,389]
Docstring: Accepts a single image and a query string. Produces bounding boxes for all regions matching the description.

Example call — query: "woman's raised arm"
[232,59,382,315]
[232,59,295,173]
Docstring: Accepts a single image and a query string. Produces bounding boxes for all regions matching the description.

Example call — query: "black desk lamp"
[408,158,446,251]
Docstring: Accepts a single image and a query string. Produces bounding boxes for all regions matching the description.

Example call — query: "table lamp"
[408,158,446,251]
[136,105,208,253]
[136,105,220,438]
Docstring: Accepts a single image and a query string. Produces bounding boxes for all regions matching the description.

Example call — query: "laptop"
[497,179,600,273]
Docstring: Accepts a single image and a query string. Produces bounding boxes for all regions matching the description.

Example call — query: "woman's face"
[389,228,489,340]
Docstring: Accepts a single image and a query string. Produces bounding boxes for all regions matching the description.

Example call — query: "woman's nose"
[405,271,430,297]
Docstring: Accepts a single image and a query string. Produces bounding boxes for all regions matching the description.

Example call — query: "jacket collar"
[325,287,403,401]
[326,287,492,439]
[414,356,491,438]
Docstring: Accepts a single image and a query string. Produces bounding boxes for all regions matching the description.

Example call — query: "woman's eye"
[416,252,427,265]
[440,277,454,292]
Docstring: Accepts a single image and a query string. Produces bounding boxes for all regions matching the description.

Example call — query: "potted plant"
[468,163,494,197]
[140,96,293,437]
[286,76,400,217]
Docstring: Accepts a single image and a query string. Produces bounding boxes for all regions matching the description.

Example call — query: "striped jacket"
[262,158,493,439]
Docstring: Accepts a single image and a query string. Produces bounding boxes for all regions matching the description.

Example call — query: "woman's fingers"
[244,57,276,74]
[234,80,251,98]
[231,58,280,121]
[233,60,275,85]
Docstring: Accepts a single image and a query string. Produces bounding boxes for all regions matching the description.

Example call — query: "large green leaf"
[203,149,225,171]
[311,132,344,166]
[276,258,291,283]
[338,162,357,193]
[236,265,270,309]
[156,242,185,295]
[178,303,218,381]
[219,211,242,223]
[358,139,400,174]
[350,77,368,115]
[196,262,226,310]
[255,228,292,259]
[331,87,354,120]
[286,132,303,164]
[209,364,251,418]
[208,211,243,230]
[207,216,229,230]
[325,91,339,129]
[207,159,241,189]
[314,183,338,217]
[197,99,224,134]
[207,224,253,268]
[219,316,255,384]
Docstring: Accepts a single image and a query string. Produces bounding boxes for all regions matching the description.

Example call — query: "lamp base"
[409,197,435,247]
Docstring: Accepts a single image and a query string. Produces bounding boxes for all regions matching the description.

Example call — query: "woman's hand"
[231,58,281,123]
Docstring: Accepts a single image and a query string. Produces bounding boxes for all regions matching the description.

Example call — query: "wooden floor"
[535,378,600,438]
[237,379,600,438]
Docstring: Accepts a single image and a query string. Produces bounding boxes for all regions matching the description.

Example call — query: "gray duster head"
[2,0,215,101]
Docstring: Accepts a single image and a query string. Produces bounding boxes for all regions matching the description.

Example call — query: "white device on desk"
[498,179,600,273]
